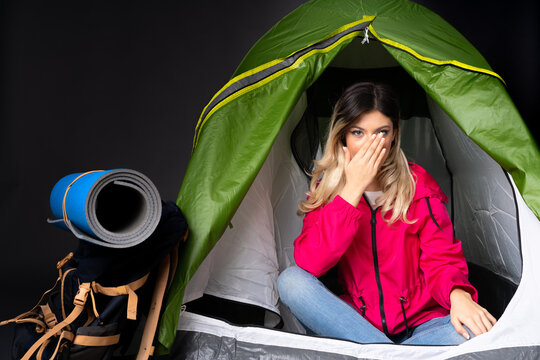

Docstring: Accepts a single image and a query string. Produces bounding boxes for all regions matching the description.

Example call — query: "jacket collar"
[356,162,448,210]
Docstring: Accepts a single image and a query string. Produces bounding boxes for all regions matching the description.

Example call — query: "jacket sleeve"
[294,195,363,277]
[418,197,478,309]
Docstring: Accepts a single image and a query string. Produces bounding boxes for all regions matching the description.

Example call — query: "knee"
[277,266,311,305]
[277,266,298,299]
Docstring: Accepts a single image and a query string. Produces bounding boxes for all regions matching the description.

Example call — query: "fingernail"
[462,332,470,340]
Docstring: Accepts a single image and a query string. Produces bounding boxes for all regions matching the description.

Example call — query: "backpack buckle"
[74,283,91,307]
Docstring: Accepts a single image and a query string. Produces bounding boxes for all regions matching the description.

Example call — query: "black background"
[1,0,537,353]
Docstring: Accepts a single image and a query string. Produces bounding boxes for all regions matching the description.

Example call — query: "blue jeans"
[277,266,472,345]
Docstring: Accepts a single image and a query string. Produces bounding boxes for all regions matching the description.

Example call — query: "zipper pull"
[362,26,370,44]
[358,296,366,317]
[400,296,412,338]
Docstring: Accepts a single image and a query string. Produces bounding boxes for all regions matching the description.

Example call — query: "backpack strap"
[0,253,74,330]
[136,254,171,359]
[0,315,47,333]
[47,330,74,360]
[137,229,187,359]
[73,333,121,346]
[60,268,77,322]
[92,273,149,320]
[21,282,92,360]
[39,303,58,329]
[36,330,74,360]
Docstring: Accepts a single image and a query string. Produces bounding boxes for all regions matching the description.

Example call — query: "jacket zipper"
[365,195,390,337]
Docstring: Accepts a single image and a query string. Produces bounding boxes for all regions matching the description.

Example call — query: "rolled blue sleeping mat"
[48,169,162,248]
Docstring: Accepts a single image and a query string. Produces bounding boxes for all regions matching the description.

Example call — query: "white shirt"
[364,190,383,208]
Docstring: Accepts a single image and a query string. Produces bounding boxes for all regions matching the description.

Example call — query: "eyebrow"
[350,125,391,131]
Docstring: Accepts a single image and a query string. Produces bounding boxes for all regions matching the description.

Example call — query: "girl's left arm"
[418,197,476,307]
[418,197,496,337]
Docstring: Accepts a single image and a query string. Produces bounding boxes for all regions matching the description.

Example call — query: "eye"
[379,129,389,135]
[351,130,363,136]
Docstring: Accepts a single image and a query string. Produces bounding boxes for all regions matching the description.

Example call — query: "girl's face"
[344,110,395,159]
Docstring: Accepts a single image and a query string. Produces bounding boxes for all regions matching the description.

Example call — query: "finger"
[366,134,385,166]
[451,317,470,340]
[362,133,384,162]
[464,317,484,336]
[374,134,387,158]
[355,133,378,158]
[367,134,386,165]
[474,312,489,334]
[485,310,497,325]
[342,146,351,165]
[480,311,495,331]
[373,145,387,170]
[347,136,375,167]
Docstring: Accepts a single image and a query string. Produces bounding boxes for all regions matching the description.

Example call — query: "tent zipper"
[364,194,390,337]
[361,26,370,44]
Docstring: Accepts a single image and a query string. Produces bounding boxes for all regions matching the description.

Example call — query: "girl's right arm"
[294,132,386,276]
[293,195,363,277]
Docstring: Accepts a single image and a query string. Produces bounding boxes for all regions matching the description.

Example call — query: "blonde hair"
[298,83,416,224]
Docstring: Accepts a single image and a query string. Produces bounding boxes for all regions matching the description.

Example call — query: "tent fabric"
[157,0,540,354]
[182,96,309,329]
[173,298,540,360]
[172,330,540,360]
[424,97,521,285]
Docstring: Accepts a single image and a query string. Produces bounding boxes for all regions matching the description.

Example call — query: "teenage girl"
[278,82,496,345]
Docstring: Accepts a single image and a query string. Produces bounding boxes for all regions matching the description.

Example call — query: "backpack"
[1,201,188,360]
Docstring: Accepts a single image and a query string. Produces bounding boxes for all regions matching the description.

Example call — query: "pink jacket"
[294,163,478,336]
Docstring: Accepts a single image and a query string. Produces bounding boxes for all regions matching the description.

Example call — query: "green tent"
[158,0,540,358]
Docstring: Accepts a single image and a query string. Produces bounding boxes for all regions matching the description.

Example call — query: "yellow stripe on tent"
[367,24,505,84]
[192,16,376,149]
